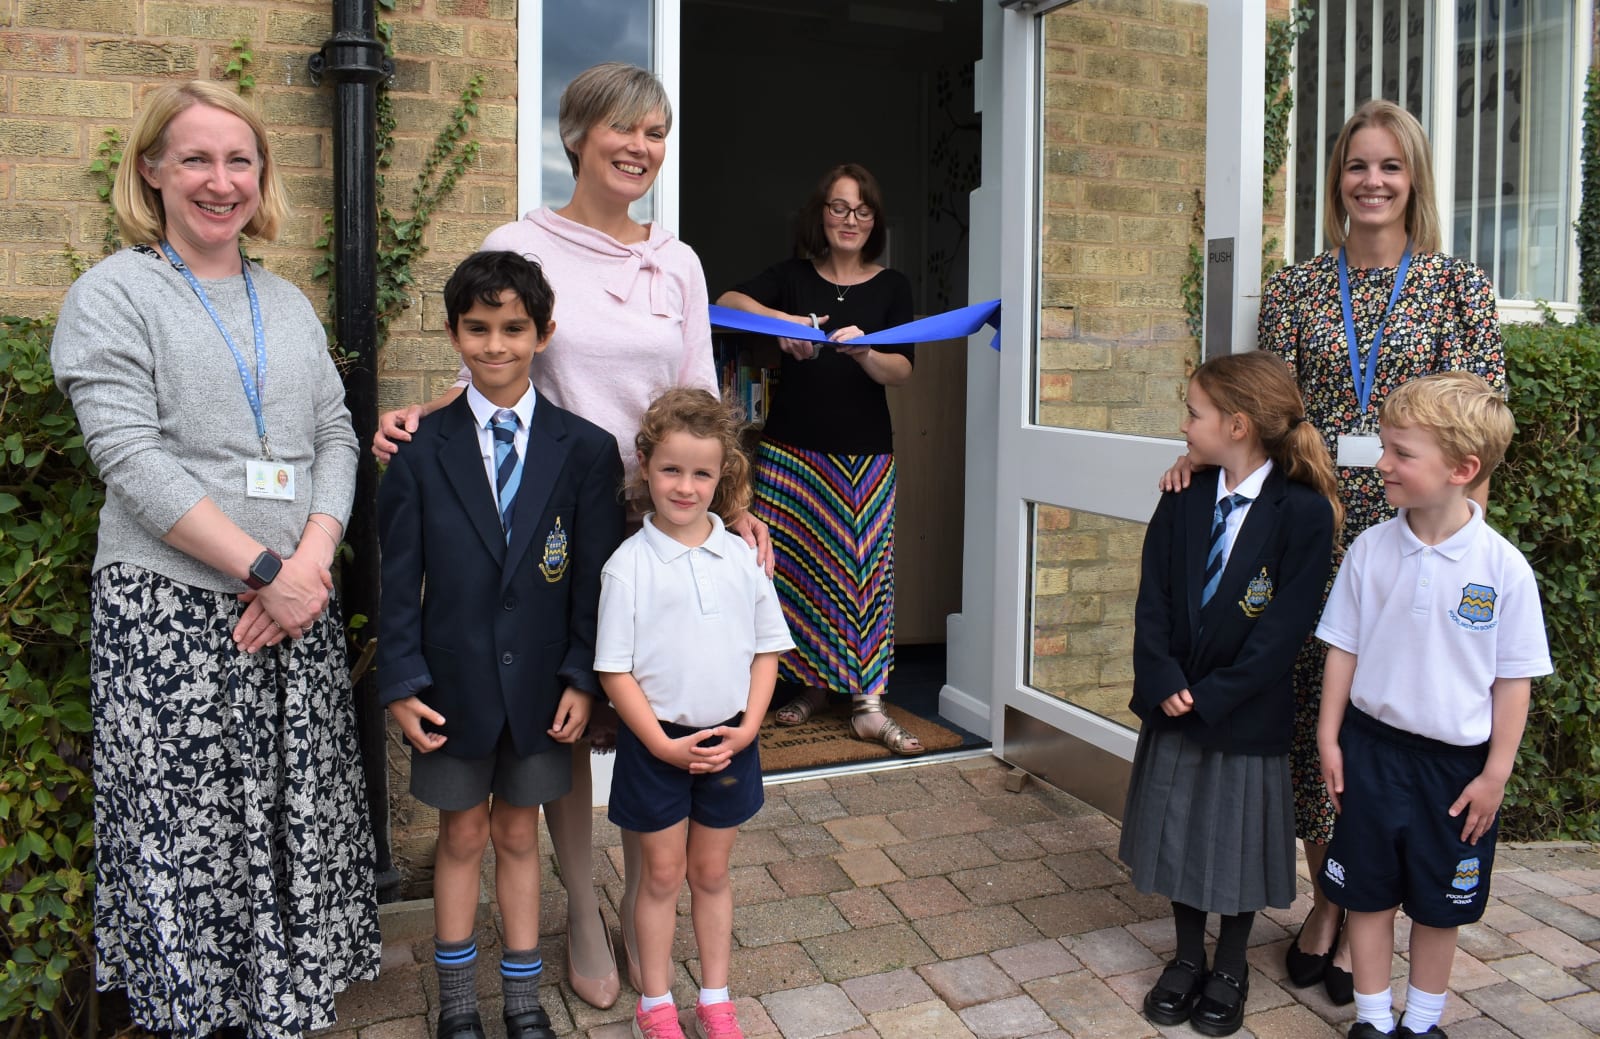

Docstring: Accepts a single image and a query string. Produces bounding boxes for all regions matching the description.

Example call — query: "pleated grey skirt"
[1119,727,1297,915]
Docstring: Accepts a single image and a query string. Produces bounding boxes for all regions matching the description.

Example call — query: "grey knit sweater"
[52,246,358,593]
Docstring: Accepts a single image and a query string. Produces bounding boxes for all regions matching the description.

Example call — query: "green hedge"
[1492,321,1600,840]
[0,316,99,1033]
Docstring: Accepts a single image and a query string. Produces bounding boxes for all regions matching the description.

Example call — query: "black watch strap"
[245,549,283,590]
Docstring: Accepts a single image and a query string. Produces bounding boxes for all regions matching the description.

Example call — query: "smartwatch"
[244,549,283,590]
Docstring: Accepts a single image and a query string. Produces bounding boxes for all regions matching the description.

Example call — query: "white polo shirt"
[1316,501,1551,745]
[594,512,795,727]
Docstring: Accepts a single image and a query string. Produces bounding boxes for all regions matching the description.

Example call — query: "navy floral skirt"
[91,563,380,1038]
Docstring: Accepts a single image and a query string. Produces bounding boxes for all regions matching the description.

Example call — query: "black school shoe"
[504,1006,558,1039]
[1348,1023,1394,1038]
[1285,914,1342,987]
[437,1009,488,1039]
[1141,958,1205,1025]
[1396,1026,1448,1038]
[1190,968,1249,1037]
[1324,959,1356,1005]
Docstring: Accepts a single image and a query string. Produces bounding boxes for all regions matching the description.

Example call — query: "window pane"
[541,1,653,219]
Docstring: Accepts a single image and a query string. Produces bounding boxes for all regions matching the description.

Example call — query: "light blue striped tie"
[491,409,521,540]
[1201,493,1250,606]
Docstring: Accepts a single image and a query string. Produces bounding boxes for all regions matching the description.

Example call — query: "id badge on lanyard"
[1337,242,1412,467]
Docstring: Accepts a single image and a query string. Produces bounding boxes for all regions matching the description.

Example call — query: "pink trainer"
[692,1000,745,1039]
[633,1001,686,1039]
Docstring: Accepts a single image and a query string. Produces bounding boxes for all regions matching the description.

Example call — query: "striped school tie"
[491,409,521,540]
[1200,492,1250,606]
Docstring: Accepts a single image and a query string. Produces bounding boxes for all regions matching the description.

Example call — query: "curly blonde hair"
[632,388,753,521]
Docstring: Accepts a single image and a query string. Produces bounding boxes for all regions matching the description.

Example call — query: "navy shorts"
[607,714,764,833]
[1319,709,1496,927]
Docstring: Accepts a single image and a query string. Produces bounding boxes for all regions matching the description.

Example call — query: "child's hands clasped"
[656,729,736,774]
[1160,689,1195,717]
[548,687,592,744]
[1449,773,1506,845]
[389,695,447,753]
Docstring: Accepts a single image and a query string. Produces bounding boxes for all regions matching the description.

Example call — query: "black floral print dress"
[1256,249,1505,843]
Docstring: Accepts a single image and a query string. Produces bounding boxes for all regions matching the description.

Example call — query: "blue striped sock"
[434,935,479,1019]
[501,947,544,1017]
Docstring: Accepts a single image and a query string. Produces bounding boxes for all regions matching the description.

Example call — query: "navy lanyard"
[1338,242,1413,415]
[160,241,272,459]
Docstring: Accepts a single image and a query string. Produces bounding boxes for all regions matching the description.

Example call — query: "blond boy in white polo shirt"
[1314,372,1551,1039]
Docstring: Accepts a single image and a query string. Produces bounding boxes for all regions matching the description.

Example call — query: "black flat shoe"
[1324,959,1355,1005]
[1396,1026,1448,1038]
[1348,1023,1395,1038]
[437,1010,487,1039]
[1285,914,1341,987]
[1191,968,1249,1037]
[1141,958,1205,1026]
[504,1006,558,1039]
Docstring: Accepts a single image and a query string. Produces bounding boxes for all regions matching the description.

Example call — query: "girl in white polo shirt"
[595,388,794,1039]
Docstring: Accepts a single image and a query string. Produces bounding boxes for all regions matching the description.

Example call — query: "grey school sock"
[501,946,544,1017]
[434,934,480,1019]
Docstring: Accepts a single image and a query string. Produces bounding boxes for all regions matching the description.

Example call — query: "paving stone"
[747,797,801,830]
[332,962,429,1026]
[379,939,415,971]
[979,826,1049,862]
[785,788,850,824]
[888,801,999,841]
[1551,867,1600,891]
[1501,892,1600,941]
[1237,1003,1343,1037]
[869,998,978,1039]
[725,940,825,996]
[839,966,936,1014]
[1108,882,1174,922]
[829,885,904,928]
[952,860,1069,907]
[823,814,907,850]
[729,829,791,868]
[990,938,1083,983]
[1561,892,1600,917]
[882,874,972,918]
[354,1018,429,1039]
[1484,873,1538,898]
[1477,901,1543,936]
[1514,870,1590,897]
[775,822,845,859]
[1448,945,1509,991]
[919,770,989,805]
[1510,923,1600,967]
[1025,970,1157,1038]
[1063,925,1162,976]
[1489,952,1590,999]
[1441,1016,1517,1039]
[1465,979,1598,1039]
[1016,889,1139,938]
[802,921,940,982]
[1022,813,1124,854]
[1124,917,1178,956]
[761,982,866,1037]
[1248,915,1289,947]
[915,905,1045,960]
[769,855,854,896]
[1549,990,1600,1032]
[976,793,1068,827]
[918,953,1021,1009]
[834,847,906,887]
[1572,958,1600,989]
[1456,921,1529,962]
[885,835,1001,878]
[733,894,851,948]
[729,864,784,908]
[959,993,1057,1039]
[833,778,927,817]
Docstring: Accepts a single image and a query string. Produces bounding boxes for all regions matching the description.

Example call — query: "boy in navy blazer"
[377,251,624,1039]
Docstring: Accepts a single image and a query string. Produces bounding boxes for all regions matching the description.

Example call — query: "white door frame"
[944,0,1267,803]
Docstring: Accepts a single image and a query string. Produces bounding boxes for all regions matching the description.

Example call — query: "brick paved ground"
[315,756,1600,1039]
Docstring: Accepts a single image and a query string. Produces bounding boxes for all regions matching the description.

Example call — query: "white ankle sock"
[1354,988,1394,1033]
[1400,984,1446,1033]
[699,986,730,1006]
[639,992,674,1012]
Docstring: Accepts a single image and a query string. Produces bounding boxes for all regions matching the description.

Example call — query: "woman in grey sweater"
[51,81,379,1038]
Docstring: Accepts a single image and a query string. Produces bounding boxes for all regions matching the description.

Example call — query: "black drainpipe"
[309,0,401,902]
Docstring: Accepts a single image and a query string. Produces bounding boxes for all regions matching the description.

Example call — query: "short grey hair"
[558,62,673,178]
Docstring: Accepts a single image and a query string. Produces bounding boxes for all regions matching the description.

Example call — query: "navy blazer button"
[501,652,514,665]
[503,598,516,610]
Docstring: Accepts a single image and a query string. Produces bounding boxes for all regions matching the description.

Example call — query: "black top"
[730,257,915,455]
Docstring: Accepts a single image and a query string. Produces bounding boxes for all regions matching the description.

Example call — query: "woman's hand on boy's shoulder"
[388,695,447,752]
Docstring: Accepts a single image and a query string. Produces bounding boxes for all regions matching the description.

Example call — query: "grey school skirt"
[1118,726,1297,915]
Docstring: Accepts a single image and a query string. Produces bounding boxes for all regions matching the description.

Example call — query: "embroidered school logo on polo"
[1451,582,1497,629]
[1238,567,1274,617]
[539,516,570,583]
[1452,856,1481,892]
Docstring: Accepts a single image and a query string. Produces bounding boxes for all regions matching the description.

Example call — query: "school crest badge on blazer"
[539,516,570,582]
[1238,567,1274,617]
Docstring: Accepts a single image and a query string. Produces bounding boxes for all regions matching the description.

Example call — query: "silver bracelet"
[306,515,341,546]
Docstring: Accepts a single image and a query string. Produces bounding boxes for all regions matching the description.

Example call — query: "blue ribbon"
[1338,242,1413,416]
[708,298,1003,351]
[160,241,273,459]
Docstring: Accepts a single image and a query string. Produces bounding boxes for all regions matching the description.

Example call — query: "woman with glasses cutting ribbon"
[717,162,923,756]
[1160,99,1505,1008]
[51,81,378,1038]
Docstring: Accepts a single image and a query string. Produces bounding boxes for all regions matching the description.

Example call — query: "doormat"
[759,701,964,772]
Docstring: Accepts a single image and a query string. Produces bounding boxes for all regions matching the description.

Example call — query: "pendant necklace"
[826,264,853,303]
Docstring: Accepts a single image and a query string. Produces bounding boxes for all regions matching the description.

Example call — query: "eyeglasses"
[825,200,875,221]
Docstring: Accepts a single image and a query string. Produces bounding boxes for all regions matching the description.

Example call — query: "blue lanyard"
[1338,242,1413,415]
[160,241,272,459]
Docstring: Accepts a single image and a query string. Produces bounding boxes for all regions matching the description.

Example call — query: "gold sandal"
[850,698,925,756]
[774,687,824,727]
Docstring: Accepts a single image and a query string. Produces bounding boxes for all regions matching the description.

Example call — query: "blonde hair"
[632,388,752,521]
[1322,99,1440,253]
[558,62,672,179]
[1379,372,1513,489]
[1192,352,1345,535]
[114,81,288,247]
